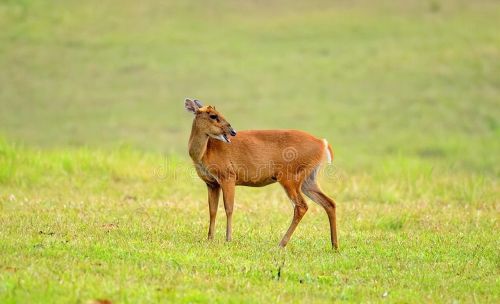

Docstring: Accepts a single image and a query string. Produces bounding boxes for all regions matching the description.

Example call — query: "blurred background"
[1,0,498,174]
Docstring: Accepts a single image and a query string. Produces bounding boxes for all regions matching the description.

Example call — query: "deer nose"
[229,128,237,136]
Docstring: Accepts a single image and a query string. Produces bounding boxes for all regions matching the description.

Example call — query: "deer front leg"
[221,181,236,242]
[207,184,220,240]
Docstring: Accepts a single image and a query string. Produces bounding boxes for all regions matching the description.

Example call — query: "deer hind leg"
[301,168,339,250]
[207,183,220,240]
[279,179,308,247]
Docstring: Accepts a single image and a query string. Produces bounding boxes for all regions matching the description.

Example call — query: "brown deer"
[185,98,338,249]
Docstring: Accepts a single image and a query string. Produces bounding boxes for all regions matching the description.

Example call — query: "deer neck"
[188,119,209,163]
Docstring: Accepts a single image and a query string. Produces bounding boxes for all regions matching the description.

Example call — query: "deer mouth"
[221,134,231,143]
[211,133,231,143]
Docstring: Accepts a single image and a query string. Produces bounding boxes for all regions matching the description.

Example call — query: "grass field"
[1,0,499,303]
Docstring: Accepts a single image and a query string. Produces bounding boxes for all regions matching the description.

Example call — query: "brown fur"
[185,98,338,249]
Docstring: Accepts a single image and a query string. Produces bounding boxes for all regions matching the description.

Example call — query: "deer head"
[185,98,237,143]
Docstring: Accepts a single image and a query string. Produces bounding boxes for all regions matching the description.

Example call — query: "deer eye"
[209,114,218,120]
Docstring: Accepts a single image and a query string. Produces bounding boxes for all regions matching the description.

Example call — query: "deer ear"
[185,98,201,114]
[193,99,203,108]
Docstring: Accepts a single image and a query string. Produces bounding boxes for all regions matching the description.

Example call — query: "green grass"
[0,140,498,303]
[0,0,499,302]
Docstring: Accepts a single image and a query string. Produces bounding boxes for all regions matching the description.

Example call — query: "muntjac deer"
[185,98,338,249]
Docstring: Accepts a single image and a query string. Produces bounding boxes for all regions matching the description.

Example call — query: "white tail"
[323,139,332,164]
